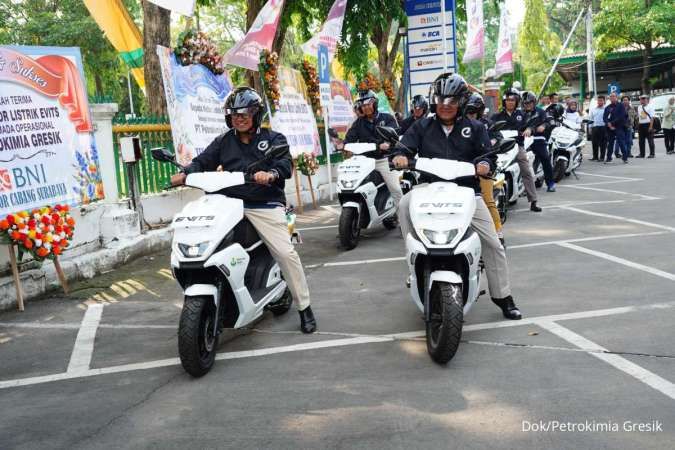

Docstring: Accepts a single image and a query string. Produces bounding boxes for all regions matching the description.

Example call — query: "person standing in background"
[637,95,656,158]
[538,95,551,110]
[603,92,629,164]
[662,96,674,155]
[622,96,637,158]
[590,95,607,161]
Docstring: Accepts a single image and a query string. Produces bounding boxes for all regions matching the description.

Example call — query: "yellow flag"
[83,0,145,89]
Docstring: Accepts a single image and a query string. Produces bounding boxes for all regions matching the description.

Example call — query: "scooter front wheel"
[339,207,360,250]
[178,296,219,377]
[553,159,566,183]
[426,282,463,364]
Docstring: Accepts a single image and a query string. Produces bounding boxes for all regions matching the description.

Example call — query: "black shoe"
[615,152,621,158]
[491,296,522,320]
[530,202,542,212]
[299,306,317,334]
[590,158,599,161]
[628,154,634,158]
[623,160,628,164]
[636,155,645,158]
[647,154,655,159]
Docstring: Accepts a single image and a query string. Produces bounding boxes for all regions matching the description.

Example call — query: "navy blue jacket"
[344,112,399,159]
[603,102,627,129]
[183,128,292,205]
[490,109,527,145]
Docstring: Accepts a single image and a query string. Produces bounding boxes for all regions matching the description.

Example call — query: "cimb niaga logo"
[0,169,13,192]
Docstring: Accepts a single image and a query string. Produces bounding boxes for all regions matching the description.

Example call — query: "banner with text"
[157,46,232,166]
[328,80,355,139]
[270,67,322,158]
[462,0,484,63]
[0,45,104,216]
[405,0,458,99]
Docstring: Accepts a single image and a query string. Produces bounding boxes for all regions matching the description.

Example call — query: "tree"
[141,0,171,116]
[544,0,600,54]
[518,0,564,95]
[594,0,674,94]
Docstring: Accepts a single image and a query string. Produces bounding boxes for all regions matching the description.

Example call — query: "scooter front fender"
[429,271,463,287]
[342,201,361,212]
[184,284,218,306]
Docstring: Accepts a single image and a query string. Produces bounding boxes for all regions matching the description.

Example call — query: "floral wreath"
[259,49,281,114]
[174,29,225,75]
[300,60,322,119]
[295,152,320,177]
[0,205,75,262]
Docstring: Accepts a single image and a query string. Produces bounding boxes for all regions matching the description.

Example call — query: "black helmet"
[502,88,520,108]
[429,72,469,113]
[546,103,564,120]
[225,87,264,129]
[520,91,537,106]
[410,94,428,114]
[356,89,378,113]
[464,93,485,117]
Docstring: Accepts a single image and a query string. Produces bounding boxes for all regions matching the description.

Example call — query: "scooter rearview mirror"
[151,147,175,163]
[375,126,399,143]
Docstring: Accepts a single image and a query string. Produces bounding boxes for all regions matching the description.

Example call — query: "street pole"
[585,5,597,101]
[441,0,448,71]
[127,70,135,116]
[538,7,586,98]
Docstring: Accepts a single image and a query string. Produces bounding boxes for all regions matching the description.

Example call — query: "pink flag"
[462,0,485,63]
[223,0,286,71]
[494,6,513,77]
[301,0,348,61]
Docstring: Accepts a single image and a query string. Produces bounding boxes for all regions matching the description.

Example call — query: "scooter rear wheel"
[178,296,219,377]
[553,159,566,183]
[339,207,360,250]
[426,282,463,364]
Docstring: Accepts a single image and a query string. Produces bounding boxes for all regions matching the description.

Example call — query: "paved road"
[1,142,674,449]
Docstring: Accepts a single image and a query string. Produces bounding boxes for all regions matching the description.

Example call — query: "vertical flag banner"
[223,0,286,71]
[0,45,105,215]
[495,6,514,77]
[148,0,196,16]
[157,46,232,166]
[270,68,322,158]
[462,0,485,63]
[301,0,348,61]
[405,0,458,99]
[82,0,145,89]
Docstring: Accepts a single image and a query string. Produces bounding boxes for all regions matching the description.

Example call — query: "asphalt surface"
[1,140,674,450]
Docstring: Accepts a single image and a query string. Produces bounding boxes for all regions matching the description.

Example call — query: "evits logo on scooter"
[174,215,215,222]
[420,202,463,208]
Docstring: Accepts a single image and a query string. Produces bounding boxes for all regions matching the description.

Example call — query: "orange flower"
[23,239,33,249]
[0,219,8,230]
[36,247,49,258]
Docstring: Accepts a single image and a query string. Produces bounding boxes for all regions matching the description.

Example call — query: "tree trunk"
[641,43,652,95]
[94,72,103,97]
[395,77,406,113]
[371,20,403,111]
[142,0,171,117]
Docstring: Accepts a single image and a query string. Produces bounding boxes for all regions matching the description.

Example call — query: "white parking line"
[573,172,641,181]
[1,301,673,391]
[297,225,338,231]
[539,320,675,400]
[66,304,103,374]
[306,256,405,269]
[557,242,675,281]
[559,206,675,232]
[559,185,659,200]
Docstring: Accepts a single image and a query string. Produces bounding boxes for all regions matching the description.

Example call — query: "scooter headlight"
[421,229,459,245]
[340,180,355,189]
[178,241,210,258]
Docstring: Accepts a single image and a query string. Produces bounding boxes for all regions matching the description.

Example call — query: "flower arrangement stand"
[53,257,69,295]
[306,174,318,209]
[293,163,304,214]
[7,244,24,311]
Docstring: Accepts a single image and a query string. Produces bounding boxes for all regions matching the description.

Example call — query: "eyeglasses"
[226,106,258,118]
[434,95,460,106]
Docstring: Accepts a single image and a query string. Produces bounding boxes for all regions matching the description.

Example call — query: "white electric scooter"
[336,143,398,249]
[377,126,508,364]
[549,118,590,182]
[151,147,293,377]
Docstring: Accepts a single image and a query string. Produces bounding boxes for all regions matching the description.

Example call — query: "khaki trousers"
[479,176,502,233]
[516,146,537,203]
[375,158,403,208]
[244,207,311,310]
[399,189,511,299]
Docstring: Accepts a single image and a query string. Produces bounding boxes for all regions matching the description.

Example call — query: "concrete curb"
[0,227,173,312]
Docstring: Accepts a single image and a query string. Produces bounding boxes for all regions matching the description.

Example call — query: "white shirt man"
[637,95,656,158]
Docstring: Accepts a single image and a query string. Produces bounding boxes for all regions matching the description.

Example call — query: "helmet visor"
[357,97,376,107]
[226,106,259,118]
[434,95,461,106]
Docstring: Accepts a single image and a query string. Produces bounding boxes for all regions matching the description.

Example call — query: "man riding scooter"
[337,89,403,216]
[521,91,556,192]
[491,88,542,212]
[170,87,317,334]
[399,94,429,135]
[393,73,522,320]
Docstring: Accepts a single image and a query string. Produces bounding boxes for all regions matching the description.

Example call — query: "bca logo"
[0,169,12,192]
[461,127,472,138]
[257,140,269,151]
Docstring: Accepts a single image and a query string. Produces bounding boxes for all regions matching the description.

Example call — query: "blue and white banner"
[405,0,457,99]
[157,46,232,166]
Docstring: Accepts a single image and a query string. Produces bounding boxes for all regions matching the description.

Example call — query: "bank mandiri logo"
[0,169,12,192]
